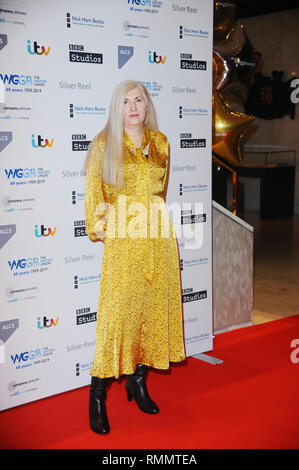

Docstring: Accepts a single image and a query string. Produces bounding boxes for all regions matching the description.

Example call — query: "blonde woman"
[84,80,186,434]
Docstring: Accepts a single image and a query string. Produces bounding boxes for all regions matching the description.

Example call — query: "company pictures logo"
[69,44,103,64]
[180,53,206,70]
[27,40,51,55]
[123,20,149,38]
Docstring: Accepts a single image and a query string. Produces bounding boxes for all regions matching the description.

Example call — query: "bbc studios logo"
[181,210,207,225]
[180,133,206,149]
[72,134,91,151]
[76,306,97,325]
[182,287,208,303]
[69,44,103,64]
[180,53,207,71]
[74,220,86,238]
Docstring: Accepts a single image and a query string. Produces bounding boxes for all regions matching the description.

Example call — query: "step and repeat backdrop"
[0,0,213,410]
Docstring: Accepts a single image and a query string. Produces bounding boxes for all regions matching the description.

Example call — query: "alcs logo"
[32,134,54,148]
[148,50,166,64]
[27,40,51,56]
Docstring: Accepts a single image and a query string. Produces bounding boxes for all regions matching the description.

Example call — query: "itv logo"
[148,50,166,64]
[32,134,54,148]
[37,316,59,329]
[27,40,51,56]
[34,224,57,237]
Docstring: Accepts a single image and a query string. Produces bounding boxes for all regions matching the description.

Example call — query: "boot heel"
[126,388,132,401]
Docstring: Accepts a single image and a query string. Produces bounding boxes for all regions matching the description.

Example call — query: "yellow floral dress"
[84,127,186,379]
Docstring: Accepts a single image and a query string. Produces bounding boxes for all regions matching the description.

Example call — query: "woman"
[84,80,186,434]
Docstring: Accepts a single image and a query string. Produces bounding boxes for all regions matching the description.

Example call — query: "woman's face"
[123,87,148,129]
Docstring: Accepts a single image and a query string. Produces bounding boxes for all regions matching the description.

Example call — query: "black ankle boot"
[89,376,112,434]
[125,364,159,414]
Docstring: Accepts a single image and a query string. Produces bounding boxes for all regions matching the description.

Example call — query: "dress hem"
[89,356,187,379]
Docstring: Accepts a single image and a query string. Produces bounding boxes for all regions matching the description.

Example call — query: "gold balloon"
[214,21,245,56]
[212,90,255,166]
[213,0,236,42]
[213,50,234,91]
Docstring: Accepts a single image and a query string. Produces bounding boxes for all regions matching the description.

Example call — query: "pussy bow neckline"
[124,128,150,158]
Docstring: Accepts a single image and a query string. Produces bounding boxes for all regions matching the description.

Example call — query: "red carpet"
[1,315,299,449]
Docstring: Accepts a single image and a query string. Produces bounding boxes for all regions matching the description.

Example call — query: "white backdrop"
[0,0,213,411]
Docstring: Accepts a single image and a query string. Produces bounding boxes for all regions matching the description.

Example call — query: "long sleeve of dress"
[161,137,170,202]
[84,135,108,243]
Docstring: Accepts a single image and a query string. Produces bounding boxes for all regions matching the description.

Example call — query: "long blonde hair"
[85,80,159,189]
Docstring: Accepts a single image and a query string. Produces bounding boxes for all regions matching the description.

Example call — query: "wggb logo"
[0,73,47,94]
[8,258,39,271]
[0,74,33,86]
[4,168,37,179]
[127,0,163,13]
